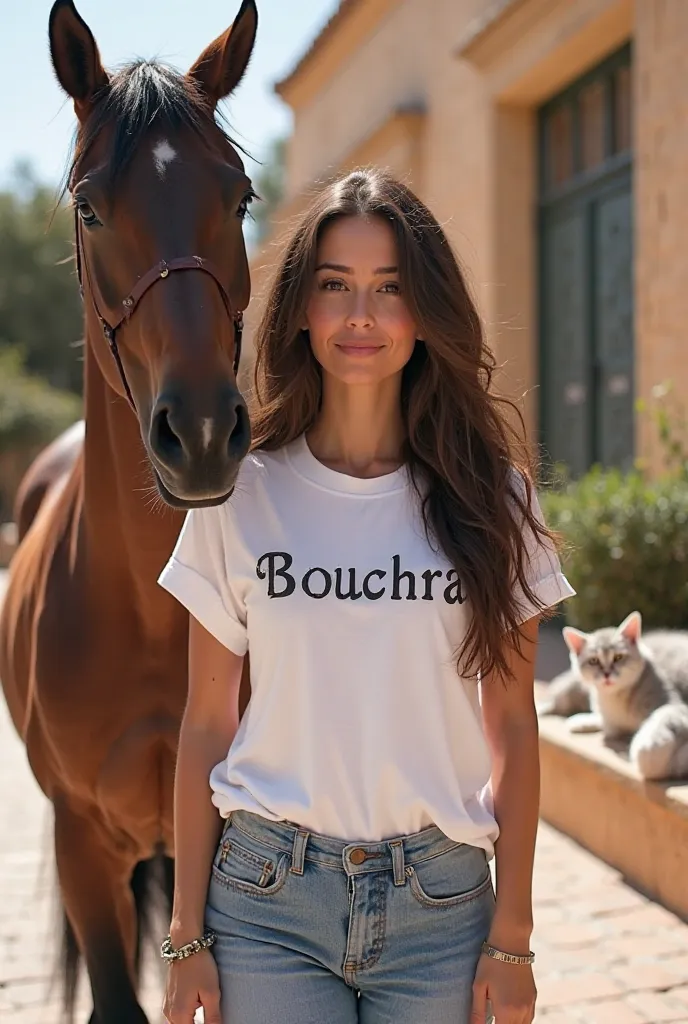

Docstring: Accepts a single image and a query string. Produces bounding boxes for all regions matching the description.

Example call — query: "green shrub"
[538,384,688,631]
[0,347,81,450]
[539,466,688,631]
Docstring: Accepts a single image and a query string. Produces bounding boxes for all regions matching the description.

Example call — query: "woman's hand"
[471,953,537,1023]
[163,949,222,1024]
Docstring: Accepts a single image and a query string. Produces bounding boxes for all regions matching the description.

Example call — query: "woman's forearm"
[169,721,234,946]
[488,714,540,950]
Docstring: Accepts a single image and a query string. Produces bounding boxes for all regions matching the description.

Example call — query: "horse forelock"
[62,59,247,196]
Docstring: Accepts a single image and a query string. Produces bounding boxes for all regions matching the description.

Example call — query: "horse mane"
[4,451,83,739]
[61,59,246,195]
[20,452,83,594]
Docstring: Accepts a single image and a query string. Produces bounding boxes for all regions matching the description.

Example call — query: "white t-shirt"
[158,433,574,856]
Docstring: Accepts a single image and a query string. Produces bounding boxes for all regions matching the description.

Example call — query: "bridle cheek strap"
[75,212,244,412]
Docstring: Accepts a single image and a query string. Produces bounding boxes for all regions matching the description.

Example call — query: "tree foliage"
[0,347,81,449]
[0,162,83,394]
[251,137,287,243]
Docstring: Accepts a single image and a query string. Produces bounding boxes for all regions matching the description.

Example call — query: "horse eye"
[75,198,100,226]
[237,191,256,221]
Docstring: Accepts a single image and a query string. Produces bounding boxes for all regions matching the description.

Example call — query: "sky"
[0,0,341,189]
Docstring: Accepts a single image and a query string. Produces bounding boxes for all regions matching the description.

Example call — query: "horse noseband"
[75,214,244,412]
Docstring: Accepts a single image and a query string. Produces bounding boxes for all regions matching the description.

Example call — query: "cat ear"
[617,610,642,644]
[562,626,589,656]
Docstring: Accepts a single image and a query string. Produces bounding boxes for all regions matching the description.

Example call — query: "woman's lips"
[335,343,384,356]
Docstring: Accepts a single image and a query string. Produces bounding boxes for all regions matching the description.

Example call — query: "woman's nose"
[346,294,374,328]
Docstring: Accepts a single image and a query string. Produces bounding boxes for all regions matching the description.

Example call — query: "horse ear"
[49,0,109,120]
[187,0,258,105]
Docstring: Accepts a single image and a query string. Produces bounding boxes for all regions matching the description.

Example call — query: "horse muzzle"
[147,386,251,507]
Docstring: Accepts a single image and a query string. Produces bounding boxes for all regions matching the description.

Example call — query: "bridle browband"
[73,208,244,412]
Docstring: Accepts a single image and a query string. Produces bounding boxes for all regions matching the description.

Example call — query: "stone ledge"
[535,685,688,922]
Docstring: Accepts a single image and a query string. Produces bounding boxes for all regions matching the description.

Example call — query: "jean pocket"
[211,828,289,897]
[407,845,493,908]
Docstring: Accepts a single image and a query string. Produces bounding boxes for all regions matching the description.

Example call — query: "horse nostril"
[227,403,250,458]
[150,402,185,464]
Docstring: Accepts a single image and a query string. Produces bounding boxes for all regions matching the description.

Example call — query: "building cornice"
[275,0,400,110]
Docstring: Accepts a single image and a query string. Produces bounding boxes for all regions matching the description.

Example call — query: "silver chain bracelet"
[160,927,217,963]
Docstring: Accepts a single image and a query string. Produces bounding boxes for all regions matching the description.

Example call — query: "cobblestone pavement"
[1,573,687,1022]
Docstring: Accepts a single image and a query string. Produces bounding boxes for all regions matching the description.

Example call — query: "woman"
[158,169,574,1024]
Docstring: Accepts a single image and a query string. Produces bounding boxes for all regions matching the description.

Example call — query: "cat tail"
[629,703,688,781]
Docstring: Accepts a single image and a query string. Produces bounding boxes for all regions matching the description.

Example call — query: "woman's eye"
[321,279,347,291]
[380,282,400,294]
[75,198,99,226]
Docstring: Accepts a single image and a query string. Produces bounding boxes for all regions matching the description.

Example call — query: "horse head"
[49,0,258,508]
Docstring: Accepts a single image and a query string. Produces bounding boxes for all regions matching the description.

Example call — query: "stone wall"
[634,0,688,471]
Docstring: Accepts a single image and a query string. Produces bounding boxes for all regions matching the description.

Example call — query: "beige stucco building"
[245,0,686,477]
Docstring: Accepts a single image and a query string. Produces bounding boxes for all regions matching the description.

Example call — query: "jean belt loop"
[290,828,310,875]
[388,839,406,886]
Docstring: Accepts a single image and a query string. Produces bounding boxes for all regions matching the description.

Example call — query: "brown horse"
[0,1,258,1021]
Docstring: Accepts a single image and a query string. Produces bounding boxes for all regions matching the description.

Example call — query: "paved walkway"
[1,574,686,1022]
[532,828,688,1022]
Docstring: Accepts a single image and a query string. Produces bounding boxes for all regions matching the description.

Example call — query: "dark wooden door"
[539,46,633,476]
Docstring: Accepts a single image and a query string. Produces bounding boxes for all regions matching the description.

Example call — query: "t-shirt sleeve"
[157,506,248,656]
[509,471,576,624]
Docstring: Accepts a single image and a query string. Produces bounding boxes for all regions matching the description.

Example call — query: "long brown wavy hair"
[251,168,556,680]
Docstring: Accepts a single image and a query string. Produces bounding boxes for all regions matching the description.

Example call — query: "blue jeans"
[205,810,495,1023]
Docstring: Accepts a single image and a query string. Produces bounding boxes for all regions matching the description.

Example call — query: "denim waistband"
[226,810,475,886]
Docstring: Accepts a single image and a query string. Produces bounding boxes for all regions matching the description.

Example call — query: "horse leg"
[54,799,149,1024]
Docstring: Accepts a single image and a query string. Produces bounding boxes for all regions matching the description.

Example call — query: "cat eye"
[588,656,600,666]
[613,653,624,662]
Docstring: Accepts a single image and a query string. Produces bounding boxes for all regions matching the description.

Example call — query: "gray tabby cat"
[537,610,688,780]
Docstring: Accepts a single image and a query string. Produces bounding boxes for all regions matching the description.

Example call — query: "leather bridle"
[73,209,244,412]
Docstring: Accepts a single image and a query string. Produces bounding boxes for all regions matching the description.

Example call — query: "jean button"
[349,847,367,865]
